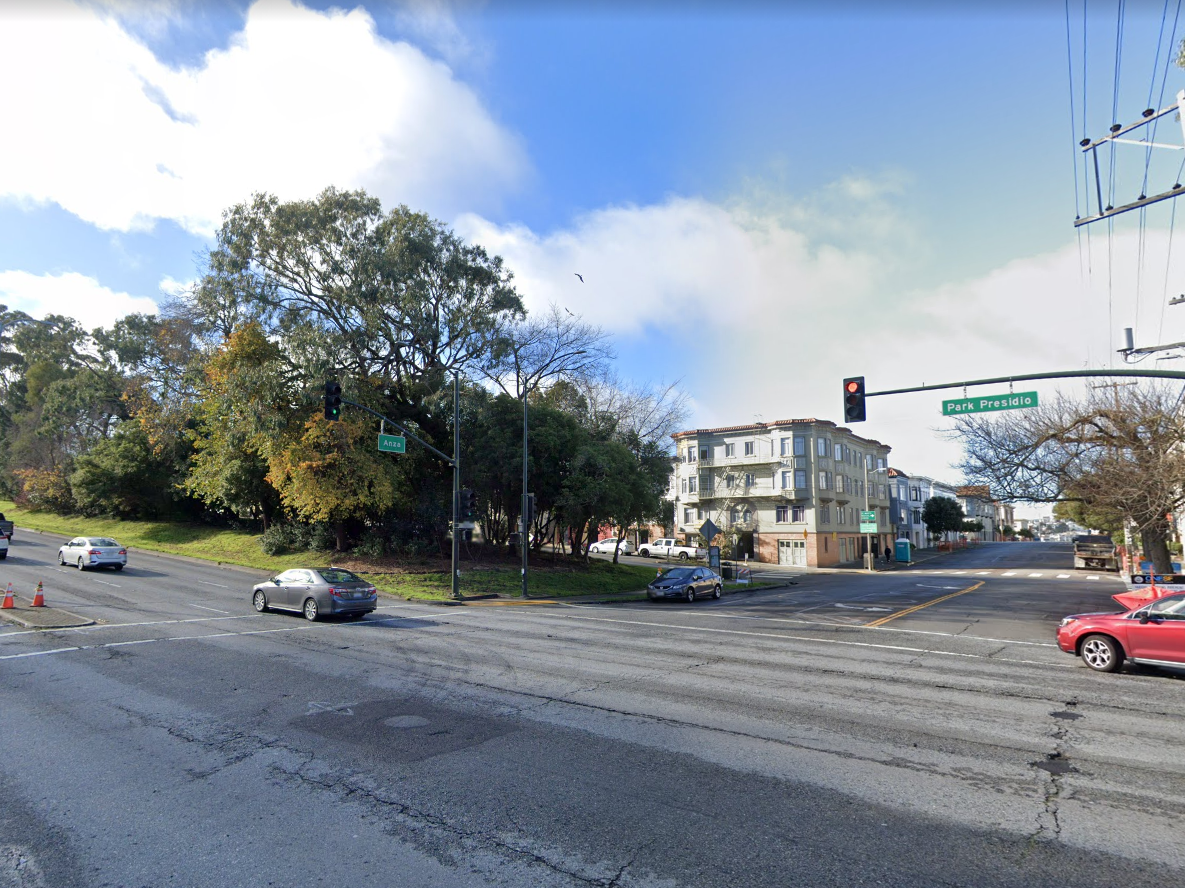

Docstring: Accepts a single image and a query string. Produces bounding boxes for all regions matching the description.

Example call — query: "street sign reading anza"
[377,433,406,454]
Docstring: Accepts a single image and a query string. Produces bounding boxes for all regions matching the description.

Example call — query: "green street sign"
[377,433,406,454]
[860,510,877,533]
[942,391,1039,416]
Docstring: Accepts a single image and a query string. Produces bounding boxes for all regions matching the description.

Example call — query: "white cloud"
[458,197,1182,485]
[0,271,159,331]
[0,0,525,235]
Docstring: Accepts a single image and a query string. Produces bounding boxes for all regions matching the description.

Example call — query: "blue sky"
[2,0,1184,507]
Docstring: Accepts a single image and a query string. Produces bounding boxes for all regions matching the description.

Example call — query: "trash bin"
[722,565,734,579]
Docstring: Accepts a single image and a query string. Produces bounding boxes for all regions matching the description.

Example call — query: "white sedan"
[589,538,635,555]
[58,537,127,571]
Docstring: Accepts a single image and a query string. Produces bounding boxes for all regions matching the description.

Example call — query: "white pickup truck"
[636,538,705,561]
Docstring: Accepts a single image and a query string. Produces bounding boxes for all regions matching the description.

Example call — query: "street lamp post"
[863,457,887,572]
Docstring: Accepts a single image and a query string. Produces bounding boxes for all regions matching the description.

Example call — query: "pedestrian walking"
[884,543,893,562]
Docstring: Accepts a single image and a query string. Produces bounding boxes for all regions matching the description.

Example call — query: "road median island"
[0,597,93,629]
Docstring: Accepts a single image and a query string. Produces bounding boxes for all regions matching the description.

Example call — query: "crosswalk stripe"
[1056,573,1071,579]
[1002,571,1017,576]
[1028,572,1043,578]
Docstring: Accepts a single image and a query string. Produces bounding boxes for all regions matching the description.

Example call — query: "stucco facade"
[670,419,893,567]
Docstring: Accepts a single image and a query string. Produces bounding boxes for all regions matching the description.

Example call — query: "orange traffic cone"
[1,583,13,609]
[30,581,44,608]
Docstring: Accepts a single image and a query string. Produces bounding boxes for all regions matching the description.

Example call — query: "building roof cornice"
[672,419,891,450]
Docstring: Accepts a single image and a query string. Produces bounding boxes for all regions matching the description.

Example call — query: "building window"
[795,469,807,488]
[818,471,831,489]
[817,438,830,457]
[776,505,789,522]
[794,437,806,456]
[725,443,735,457]
[688,477,697,493]
[700,447,709,460]
[792,505,806,522]
[836,508,844,526]
[687,447,697,462]
[865,454,873,470]
[683,508,691,523]
[742,509,752,522]
[744,473,755,487]
[910,486,921,501]
[744,441,755,456]
[780,437,790,456]
[681,479,687,494]
[877,457,887,470]
[725,473,735,487]
[730,508,739,524]
[696,508,704,520]
[781,471,792,489]
[820,505,830,524]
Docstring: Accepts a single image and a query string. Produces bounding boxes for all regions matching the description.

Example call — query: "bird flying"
[574,273,584,282]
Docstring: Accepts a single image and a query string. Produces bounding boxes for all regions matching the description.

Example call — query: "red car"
[1057,590,1185,672]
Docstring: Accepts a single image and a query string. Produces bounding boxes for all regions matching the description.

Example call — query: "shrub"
[13,468,76,513]
[260,522,310,556]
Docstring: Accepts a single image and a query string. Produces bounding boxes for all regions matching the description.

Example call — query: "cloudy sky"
[2,0,1183,516]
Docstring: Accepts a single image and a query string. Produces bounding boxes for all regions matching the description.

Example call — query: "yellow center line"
[865,581,985,628]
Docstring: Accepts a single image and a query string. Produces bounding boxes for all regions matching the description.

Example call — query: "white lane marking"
[1,646,82,660]
[951,571,968,575]
[1001,571,1018,577]
[976,571,991,575]
[916,584,961,590]
[833,604,893,612]
[1088,575,1100,580]
[187,603,230,614]
[199,581,230,589]
[532,611,1072,668]
[0,614,255,640]
[1056,574,1071,579]
[0,609,472,657]
[91,579,121,588]
[563,603,1060,647]
[1028,573,1044,578]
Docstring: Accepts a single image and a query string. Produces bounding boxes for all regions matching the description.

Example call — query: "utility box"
[894,538,912,563]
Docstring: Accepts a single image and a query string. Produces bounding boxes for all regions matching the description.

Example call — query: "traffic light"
[522,493,536,526]
[843,376,866,423]
[324,380,342,421]
[459,488,475,521]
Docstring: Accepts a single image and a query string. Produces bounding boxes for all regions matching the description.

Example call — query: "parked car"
[1057,591,1185,672]
[636,538,705,561]
[0,534,7,560]
[0,514,13,541]
[57,537,127,571]
[252,567,378,621]
[648,566,722,602]
[589,538,635,555]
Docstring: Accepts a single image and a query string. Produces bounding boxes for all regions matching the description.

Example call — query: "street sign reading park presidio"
[941,391,1039,416]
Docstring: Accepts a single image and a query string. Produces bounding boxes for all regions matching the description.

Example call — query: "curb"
[0,603,94,630]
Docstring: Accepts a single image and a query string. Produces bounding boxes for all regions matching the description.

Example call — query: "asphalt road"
[3,536,1183,887]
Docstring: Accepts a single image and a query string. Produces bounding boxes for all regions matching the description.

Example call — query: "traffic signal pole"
[329,378,462,600]
[452,372,460,601]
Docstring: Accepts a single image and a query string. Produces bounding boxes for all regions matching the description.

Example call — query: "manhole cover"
[384,715,430,729]
[1051,710,1083,721]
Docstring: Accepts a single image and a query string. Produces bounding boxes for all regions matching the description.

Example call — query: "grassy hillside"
[0,501,660,600]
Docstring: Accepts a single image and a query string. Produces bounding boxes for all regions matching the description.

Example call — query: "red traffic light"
[845,380,860,394]
[842,376,866,423]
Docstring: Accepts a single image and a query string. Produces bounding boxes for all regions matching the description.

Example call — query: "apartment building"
[670,419,892,567]
[956,485,997,541]
[888,471,962,548]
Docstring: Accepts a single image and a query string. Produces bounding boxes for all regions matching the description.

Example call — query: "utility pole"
[452,372,460,601]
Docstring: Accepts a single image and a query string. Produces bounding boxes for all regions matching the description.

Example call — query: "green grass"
[0,500,687,601]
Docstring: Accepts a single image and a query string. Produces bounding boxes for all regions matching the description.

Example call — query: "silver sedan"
[57,537,127,571]
[252,567,378,621]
